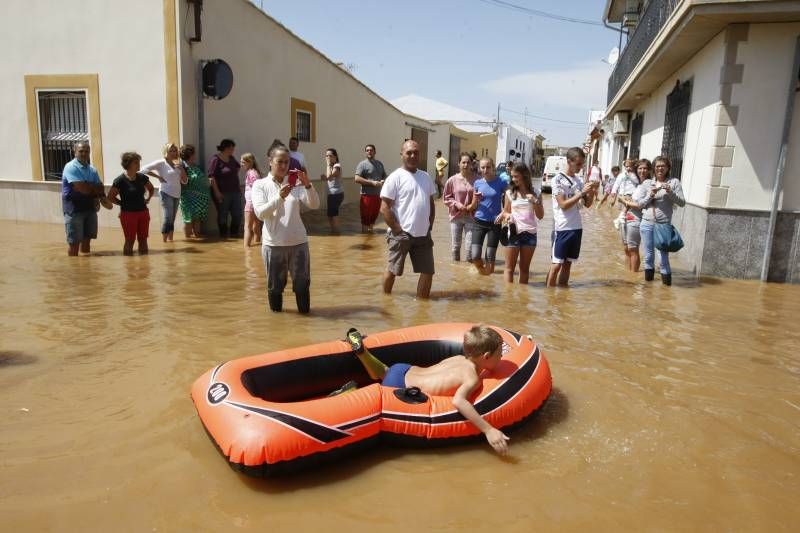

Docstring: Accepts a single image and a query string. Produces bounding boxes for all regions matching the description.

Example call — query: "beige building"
[1,0,443,228]
[602,0,800,282]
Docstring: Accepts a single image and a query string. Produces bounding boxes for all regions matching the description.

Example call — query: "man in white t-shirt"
[546,147,597,288]
[289,137,307,171]
[380,140,437,299]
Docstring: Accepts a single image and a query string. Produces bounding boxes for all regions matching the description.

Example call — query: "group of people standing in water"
[596,155,686,285]
[61,134,686,314]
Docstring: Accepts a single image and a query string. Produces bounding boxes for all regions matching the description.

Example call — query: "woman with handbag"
[633,155,685,285]
[498,163,544,284]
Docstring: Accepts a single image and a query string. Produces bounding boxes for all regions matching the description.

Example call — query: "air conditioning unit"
[623,0,639,29]
[622,12,638,29]
[613,112,630,134]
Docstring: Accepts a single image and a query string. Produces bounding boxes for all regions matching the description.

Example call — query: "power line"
[500,106,587,125]
[476,0,605,27]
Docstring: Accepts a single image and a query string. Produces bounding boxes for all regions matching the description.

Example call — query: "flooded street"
[1,199,799,531]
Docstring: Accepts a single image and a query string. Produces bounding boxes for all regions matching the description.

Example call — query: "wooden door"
[411,128,429,172]
[448,134,461,178]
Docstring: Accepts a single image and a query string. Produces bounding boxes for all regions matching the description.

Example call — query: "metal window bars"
[295,110,311,143]
[629,112,644,160]
[661,79,692,180]
[37,91,88,181]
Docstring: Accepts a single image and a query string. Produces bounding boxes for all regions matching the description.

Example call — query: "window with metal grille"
[629,112,644,160]
[38,91,88,181]
[295,110,311,142]
[661,79,692,179]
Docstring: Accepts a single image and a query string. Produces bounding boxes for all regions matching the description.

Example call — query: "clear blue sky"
[256,0,622,146]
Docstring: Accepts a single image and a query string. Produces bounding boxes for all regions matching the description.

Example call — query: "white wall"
[598,127,619,176]
[728,23,800,210]
[629,24,800,211]
[1,0,169,183]
[631,31,726,206]
[178,0,433,192]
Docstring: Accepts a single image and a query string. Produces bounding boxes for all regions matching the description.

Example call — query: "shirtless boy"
[345,325,510,454]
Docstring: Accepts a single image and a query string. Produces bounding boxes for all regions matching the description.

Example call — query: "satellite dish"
[607,47,620,66]
[202,59,233,100]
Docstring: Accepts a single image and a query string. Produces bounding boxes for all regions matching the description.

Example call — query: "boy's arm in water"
[451,370,510,455]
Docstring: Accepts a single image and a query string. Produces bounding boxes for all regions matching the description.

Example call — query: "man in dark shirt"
[354,144,387,233]
[61,142,105,256]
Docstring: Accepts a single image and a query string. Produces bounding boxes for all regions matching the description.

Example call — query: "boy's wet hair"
[463,325,502,358]
[566,147,584,162]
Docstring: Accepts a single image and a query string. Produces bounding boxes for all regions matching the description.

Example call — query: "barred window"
[295,111,311,143]
[629,112,644,160]
[38,91,88,181]
[661,79,692,179]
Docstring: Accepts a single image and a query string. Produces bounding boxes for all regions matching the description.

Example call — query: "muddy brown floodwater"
[1,199,799,532]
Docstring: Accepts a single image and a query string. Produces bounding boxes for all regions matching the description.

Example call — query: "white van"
[541,156,567,193]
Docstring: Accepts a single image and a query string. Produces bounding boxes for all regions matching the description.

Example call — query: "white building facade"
[497,125,536,168]
[603,0,800,282]
[0,0,441,228]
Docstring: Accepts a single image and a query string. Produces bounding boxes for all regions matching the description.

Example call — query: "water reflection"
[1,201,800,531]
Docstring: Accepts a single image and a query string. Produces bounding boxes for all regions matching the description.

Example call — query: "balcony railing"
[607,0,683,106]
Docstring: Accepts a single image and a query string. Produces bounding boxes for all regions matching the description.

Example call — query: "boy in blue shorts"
[546,147,597,287]
[336,325,510,454]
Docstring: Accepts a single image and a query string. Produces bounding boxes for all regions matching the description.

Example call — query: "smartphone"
[288,169,299,187]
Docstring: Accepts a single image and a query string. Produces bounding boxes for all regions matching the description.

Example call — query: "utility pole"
[496,102,501,130]
[761,36,800,282]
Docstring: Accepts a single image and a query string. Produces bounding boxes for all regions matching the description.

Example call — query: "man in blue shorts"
[62,142,106,256]
[546,147,597,287]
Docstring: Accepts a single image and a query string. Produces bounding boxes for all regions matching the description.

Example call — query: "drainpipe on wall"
[197,60,206,166]
[761,36,800,282]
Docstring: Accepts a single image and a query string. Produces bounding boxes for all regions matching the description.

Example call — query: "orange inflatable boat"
[191,323,552,477]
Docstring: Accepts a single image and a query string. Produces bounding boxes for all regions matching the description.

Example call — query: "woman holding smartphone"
[251,145,319,313]
[468,157,507,275]
[633,155,685,285]
[497,163,544,284]
[320,148,344,234]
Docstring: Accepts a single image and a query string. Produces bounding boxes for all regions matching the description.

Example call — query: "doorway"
[411,128,429,172]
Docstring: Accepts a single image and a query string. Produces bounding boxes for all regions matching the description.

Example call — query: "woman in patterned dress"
[179,144,210,238]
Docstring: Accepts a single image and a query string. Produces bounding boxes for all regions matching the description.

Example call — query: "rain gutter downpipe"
[761,36,800,282]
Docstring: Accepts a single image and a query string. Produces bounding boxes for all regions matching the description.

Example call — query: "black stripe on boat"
[211,363,225,382]
[225,401,352,444]
[381,345,540,425]
[337,414,382,431]
[506,329,523,344]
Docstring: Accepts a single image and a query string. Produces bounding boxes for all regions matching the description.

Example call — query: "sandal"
[345,327,365,354]
[328,380,358,397]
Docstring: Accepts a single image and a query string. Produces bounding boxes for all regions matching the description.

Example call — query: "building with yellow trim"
[0,0,448,227]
